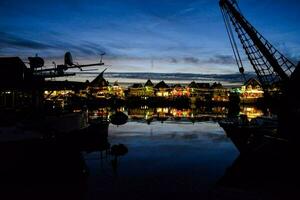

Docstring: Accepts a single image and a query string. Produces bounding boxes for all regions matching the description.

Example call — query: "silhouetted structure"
[220,0,300,143]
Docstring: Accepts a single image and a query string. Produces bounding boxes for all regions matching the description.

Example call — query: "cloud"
[169,57,178,63]
[184,57,199,64]
[206,55,236,65]
[1,0,299,75]
[0,31,53,49]
[286,55,300,66]
[276,44,300,65]
[71,42,108,56]
[0,31,110,59]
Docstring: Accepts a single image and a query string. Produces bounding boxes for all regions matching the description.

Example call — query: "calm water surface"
[84,121,239,199]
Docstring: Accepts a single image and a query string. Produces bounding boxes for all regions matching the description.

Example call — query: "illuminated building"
[84,71,124,99]
[128,83,144,97]
[111,81,125,98]
[128,80,154,98]
[240,78,264,103]
[87,71,110,98]
[171,84,190,97]
[44,90,74,99]
[144,79,155,97]
[154,81,170,97]
[211,82,230,102]
[188,81,211,101]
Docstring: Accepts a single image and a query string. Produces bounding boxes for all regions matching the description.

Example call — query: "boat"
[219,115,284,153]
[0,53,108,144]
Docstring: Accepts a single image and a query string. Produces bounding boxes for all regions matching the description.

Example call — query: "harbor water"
[84,120,239,199]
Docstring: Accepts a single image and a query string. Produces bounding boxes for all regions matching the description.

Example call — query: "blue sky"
[0,0,300,74]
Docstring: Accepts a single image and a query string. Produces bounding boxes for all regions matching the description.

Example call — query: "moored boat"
[219,115,282,153]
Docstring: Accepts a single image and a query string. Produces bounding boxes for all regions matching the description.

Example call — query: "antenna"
[100,52,106,64]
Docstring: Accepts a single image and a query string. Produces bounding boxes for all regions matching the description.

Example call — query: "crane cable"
[221,7,246,81]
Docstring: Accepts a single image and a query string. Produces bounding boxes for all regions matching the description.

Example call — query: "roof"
[188,81,198,88]
[188,81,210,89]
[144,79,154,87]
[154,81,169,89]
[131,83,143,88]
[90,69,109,87]
[244,78,262,87]
[211,82,224,89]
[113,81,119,86]
[197,83,210,88]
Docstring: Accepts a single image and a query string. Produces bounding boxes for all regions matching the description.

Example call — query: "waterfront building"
[211,82,230,102]
[111,81,125,98]
[171,84,190,97]
[154,81,170,97]
[128,83,144,97]
[144,79,155,97]
[87,71,110,98]
[188,81,199,98]
[188,81,211,101]
[240,78,264,102]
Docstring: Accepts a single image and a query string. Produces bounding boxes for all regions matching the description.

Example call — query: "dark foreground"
[0,121,299,200]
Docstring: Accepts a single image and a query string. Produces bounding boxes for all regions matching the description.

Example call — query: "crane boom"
[220,0,296,88]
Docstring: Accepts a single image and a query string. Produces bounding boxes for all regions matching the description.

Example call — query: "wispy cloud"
[169,57,178,64]
[206,55,236,65]
[184,57,200,64]
[0,31,53,49]
[0,0,299,75]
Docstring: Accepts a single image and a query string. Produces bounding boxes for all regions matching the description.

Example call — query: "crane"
[219,0,300,141]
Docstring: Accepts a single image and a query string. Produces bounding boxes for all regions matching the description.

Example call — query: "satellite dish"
[64,52,74,66]
[28,57,44,69]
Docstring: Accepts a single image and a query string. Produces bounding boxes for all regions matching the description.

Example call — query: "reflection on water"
[239,106,264,120]
[89,106,229,125]
[0,105,275,199]
[88,105,268,126]
[83,120,239,199]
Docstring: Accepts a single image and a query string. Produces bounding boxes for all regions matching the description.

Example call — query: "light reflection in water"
[88,106,230,124]
[239,106,264,120]
[83,120,239,198]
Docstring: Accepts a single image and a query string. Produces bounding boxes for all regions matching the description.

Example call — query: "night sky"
[1,0,300,74]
